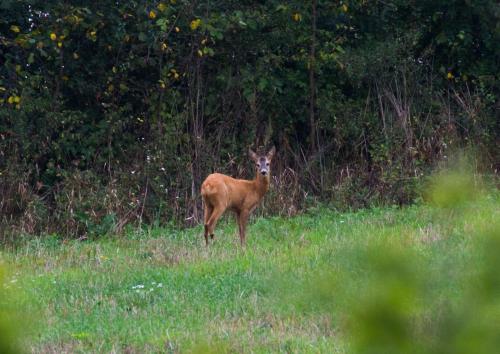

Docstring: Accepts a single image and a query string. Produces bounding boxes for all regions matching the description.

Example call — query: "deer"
[200,146,276,246]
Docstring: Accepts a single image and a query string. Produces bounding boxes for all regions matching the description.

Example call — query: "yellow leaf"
[8,96,15,104]
[62,76,69,81]
[170,0,177,4]
[341,4,348,13]
[447,72,454,80]
[175,26,180,33]
[57,42,63,48]
[73,52,79,59]
[90,31,97,37]
[15,65,21,73]
[149,10,157,19]
[13,96,20,103]
[37,42,44,49]
[157,3,167,12]
[10,25,20,33]
[197,49,203,57]
[190,19,201,30]
[161,42,168,51]
[292,13,301,22]
[112,66,117,73]
[50,33,57,41]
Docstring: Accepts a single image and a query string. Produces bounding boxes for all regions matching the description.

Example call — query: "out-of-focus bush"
[279,166,500,353]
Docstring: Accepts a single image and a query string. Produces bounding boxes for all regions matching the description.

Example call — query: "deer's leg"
[203,202,213,246]
[206,204,225,241]
[237,211,250,246]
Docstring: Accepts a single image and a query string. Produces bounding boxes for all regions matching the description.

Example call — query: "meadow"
[1,189,499,353]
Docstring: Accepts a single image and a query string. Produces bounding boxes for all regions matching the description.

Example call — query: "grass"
[1,191,499,353]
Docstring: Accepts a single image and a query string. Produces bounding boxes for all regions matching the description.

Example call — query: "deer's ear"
[267,146,276,160]
[249,148,258,162]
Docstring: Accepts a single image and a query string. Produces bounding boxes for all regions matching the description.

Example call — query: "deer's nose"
[261,170,267,176]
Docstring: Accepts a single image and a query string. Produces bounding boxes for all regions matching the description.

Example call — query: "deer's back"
[201,173,254,209]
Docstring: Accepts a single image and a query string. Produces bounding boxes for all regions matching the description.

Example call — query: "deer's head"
[249,146,276,177]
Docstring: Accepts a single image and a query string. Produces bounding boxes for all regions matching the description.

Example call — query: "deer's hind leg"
[203,199,214,246]
[206,201,226,242]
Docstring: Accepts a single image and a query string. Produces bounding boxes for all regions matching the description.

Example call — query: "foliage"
[1,0,498,237]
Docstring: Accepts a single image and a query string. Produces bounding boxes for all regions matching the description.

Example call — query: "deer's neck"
[253,173,270,198]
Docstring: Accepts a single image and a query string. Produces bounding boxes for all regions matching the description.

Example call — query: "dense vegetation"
[1,1,499,237]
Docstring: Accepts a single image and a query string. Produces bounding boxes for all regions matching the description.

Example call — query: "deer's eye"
[266,162,270,166]
[256,163,260,168]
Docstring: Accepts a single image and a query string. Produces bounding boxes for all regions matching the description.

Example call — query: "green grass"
[1,192,499,353]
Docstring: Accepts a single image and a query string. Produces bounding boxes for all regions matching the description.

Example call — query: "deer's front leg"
[237,210,250,246]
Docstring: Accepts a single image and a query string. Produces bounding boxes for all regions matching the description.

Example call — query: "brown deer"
[200,146,276,246]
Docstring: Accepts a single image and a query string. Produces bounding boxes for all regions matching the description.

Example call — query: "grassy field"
[1,191,499,353]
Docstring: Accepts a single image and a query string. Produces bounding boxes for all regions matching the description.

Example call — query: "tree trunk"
[309,0,318,152]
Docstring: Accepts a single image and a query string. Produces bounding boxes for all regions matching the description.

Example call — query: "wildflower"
[149,10,157,19]
[10,25,20,33]
[157,3,167,12]
[57,41,63,48]
[292,13,301,21]
[447,72,454,80]
[190,19,201,30]
[50,32,57,41]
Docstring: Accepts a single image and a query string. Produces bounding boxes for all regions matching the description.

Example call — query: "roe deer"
[200,146,276,246]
